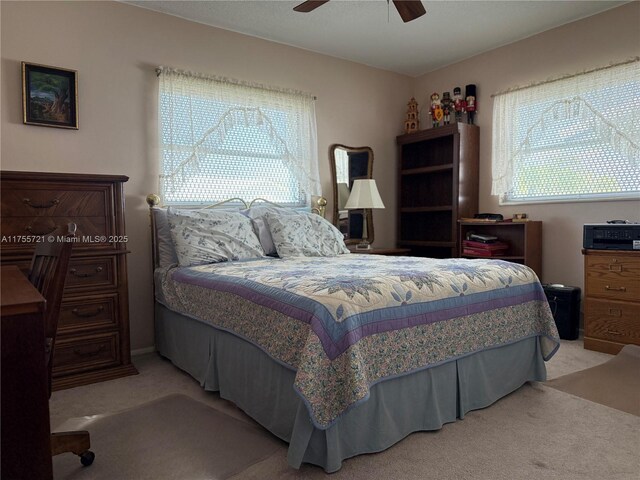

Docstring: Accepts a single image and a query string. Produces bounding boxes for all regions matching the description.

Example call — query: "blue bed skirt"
[154,303,547,473]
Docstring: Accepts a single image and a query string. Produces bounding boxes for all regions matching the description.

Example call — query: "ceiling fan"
[293,1,426,23]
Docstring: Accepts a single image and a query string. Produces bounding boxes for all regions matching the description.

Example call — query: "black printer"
[583,223,640,251]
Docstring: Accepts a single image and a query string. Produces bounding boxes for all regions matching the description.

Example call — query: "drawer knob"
[70,266,103,278]
[604,285,626,292]
[608,264,622,272]
[608,308,622,317]
[73,345,106,358]
[25,224,57,235]
[22,197,60,209]
[605,329,623,336]
[71,306,105,318]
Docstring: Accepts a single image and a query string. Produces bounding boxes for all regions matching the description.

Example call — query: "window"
[158,68,320,206]
[492,60,640,204]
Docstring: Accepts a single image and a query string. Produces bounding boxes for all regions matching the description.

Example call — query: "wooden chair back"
[28,224,76,394]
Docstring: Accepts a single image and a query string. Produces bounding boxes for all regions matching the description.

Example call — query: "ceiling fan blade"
[392,0,426,23]
[293,0,330,13]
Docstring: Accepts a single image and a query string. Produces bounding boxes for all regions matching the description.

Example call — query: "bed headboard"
[145,194,327,270]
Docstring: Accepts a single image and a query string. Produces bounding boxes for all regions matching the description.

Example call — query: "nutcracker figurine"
[453,87,466,123]
[441,91,453,125]
[430,92,443,128]
[465,84,477,125]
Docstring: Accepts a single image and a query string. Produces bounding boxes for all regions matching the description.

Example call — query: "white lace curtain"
[158,67,320,206]
[491,59,640,198]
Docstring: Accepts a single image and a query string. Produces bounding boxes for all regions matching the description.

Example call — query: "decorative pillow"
[151,207,179,268]
[264,211,350,258]
[242,205,300,256]
[167,208,265,266]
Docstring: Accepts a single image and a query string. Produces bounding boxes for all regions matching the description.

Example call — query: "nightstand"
[349,247,411,256]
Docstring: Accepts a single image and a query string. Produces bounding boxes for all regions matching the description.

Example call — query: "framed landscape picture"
[22,62,78,129]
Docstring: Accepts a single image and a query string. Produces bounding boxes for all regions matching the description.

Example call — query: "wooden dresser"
[583,249,640,354]
[0,171,137,390]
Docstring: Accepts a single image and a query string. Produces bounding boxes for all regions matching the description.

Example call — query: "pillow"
[264,211,350,258]
[151,207,179,268]
[167,208,265,266]
[242,205,300,256]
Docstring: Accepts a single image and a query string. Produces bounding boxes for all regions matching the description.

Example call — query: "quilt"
[157,255,560,429]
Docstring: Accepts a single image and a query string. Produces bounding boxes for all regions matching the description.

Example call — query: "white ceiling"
[125,0,627,77]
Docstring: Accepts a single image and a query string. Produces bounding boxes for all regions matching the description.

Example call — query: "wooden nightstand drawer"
[65,255,118,292]
[52,332,120,376]
[59,293,119,334]
[584,298,640,345]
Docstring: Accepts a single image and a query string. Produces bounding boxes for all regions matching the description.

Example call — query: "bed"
[147,195,560,473]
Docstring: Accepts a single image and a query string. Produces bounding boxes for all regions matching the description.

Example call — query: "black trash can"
[542,284,581,340]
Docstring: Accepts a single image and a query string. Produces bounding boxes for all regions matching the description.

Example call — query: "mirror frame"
[329,144,375,246]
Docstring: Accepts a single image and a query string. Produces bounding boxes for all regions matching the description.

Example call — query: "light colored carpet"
[52,394,281,480]
[547,344,640,416]
[50,340,640,479]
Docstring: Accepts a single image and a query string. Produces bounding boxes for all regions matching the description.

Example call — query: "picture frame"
[22,62,78,129]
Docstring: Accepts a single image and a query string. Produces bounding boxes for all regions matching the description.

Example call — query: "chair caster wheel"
[80,450,95,467]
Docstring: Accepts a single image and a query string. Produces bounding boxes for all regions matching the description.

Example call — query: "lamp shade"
[344,179,385,210]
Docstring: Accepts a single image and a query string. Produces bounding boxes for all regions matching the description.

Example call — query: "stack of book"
[462,239,509,257]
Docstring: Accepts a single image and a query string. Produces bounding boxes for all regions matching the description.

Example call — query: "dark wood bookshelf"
[396,123,479,258]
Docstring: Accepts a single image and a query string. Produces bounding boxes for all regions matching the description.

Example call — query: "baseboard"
[131,346,156,356]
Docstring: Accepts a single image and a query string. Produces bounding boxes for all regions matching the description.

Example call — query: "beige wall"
[0,1,412,350]
[413,2,640,289]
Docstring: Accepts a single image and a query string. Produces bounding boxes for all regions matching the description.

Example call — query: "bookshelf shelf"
[401,164,454,176]
[458,221,543,277]
[400,206,453,213]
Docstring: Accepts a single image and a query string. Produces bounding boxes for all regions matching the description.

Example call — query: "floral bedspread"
[158,254,560,429]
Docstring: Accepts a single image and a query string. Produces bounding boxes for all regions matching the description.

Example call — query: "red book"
[463,240,509,251]
[463,248,507,257]
[463,248,492,257]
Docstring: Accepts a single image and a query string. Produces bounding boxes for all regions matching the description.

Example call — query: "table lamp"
[344,179,385,250]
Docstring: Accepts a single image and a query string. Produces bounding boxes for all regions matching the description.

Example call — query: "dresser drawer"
[65,256,118,292]
[1,216,111,247]
[585,298,640,345]
[52,332,120,376]
[585,272,640,301]
[585,254,640,301]
[59,293,119,334]
[1,186,108,217]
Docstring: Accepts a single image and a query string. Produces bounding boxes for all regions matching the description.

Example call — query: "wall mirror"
[329,144,374,245]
